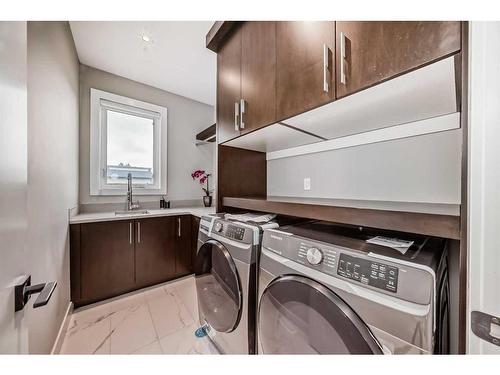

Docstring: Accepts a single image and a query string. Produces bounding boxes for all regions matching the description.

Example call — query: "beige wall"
[27,21,79,353]
[79,65,215,205]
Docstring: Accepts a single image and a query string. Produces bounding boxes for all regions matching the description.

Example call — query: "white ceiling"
[69,21,216,106]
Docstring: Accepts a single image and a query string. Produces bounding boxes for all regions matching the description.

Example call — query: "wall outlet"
[303,177,311,191]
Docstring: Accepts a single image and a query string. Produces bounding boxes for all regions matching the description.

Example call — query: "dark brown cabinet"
[70,215,196,307]
[240,21,276,135]
[135,216,176,288]
[79,220,135,303]
[174,215,193,277]
[276,21,335,120]
[217,21,277,143]
[217,27,242,144]
[191,216,200,273]
[335,21,461,98]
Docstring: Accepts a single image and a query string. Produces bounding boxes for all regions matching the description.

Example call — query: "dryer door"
[258,275,382,354]
[195,239,242,333]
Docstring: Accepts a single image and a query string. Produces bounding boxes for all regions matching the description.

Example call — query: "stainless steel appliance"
[257,221,449,354]
[195,214,278,354]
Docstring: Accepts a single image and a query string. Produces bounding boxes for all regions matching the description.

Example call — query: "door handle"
[234,102,239,131]
[15,275,57,312]
[340,31,347,85]
[137,221,141,243]
[471,311,500,347]
[129,222,133,244]
[323,43,330,92]
[240,99,245,129]
[177,217,181,237]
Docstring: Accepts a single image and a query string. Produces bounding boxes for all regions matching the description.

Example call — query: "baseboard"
[50,301,73,354]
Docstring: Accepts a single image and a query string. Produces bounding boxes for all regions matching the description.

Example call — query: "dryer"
[195,214,278,354]
[257,221,449,354]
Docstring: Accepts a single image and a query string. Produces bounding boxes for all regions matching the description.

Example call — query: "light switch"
[304,178,311,191]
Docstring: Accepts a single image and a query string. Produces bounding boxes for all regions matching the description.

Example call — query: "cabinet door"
[175,215,193,277]
[135,216,176,288]
[336,21,461,98]
[240,21,277,134]
[217,27,242,144]
[80,220,135,303]
[276,21,335,121]
[190,216,200,274]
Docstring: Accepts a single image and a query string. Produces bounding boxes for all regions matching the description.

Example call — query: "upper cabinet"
[217,27,242,144]
[217,22,277,143]
[240,21,277,135]
[335,21,461,98]
[211,21,461,145]
[276,22,335,121]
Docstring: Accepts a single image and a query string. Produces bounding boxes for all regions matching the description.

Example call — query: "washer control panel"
[337,253,399,293]
[296,242,338,275]
[224,224,246,241]
[212,220,247,241]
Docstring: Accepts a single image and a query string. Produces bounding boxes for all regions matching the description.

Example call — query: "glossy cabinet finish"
[135,216,176,288]
[335,21,461,98]
[70,215,195,307]
[217,27,242,144]
[80,220,135,303]
[240,21,277,134]
[276,21,335,120]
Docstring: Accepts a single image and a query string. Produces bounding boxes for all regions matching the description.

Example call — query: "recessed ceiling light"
[141,34,151,42]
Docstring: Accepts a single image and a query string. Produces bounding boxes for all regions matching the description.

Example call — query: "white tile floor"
[59,276,219,355]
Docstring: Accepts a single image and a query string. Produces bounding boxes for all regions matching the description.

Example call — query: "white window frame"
[90,88,168,196]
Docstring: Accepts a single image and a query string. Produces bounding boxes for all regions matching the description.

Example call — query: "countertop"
[69,206,216,224]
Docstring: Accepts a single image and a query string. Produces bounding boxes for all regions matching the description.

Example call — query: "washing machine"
[195,214,278,354]
[257,221,449,354]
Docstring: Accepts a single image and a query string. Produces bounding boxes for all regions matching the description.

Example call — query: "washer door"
[258,275,382,354]
[195,239,242,333]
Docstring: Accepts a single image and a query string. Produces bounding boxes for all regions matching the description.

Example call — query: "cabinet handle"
[177,218,181,237]
[234,102,239,131]
[340,31,346,85]
[137,222,141,243]
[240,99,245,129]
[323,44,329,92]
[129,222,133,244]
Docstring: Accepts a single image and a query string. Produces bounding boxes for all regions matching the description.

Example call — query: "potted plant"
[191,170,212,207]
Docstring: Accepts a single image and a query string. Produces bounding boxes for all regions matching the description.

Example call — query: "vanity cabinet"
[70,215,195,307]
[276,21,335,120]
[335,21,461,98]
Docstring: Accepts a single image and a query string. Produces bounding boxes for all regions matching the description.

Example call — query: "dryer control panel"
[337,253,399,293]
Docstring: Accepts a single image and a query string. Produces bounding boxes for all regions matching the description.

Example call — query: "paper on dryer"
[224,212,277,223]
[366,236,414,255]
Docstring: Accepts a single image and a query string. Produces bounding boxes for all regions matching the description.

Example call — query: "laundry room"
[2,1,500,374]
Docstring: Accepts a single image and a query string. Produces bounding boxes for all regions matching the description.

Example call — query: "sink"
[115,209,149,216]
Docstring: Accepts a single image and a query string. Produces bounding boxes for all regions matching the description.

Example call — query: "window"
[90,88,167,195]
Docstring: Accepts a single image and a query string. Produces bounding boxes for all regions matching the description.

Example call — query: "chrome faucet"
[126,173,140,211]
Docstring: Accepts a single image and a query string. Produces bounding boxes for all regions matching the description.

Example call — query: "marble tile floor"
[59,276,219,355]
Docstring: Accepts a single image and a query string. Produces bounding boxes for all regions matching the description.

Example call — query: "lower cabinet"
[135,216,177,288]
[70,215,195,307]
[79,220,136,303]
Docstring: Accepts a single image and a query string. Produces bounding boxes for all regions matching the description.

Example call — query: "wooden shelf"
[222,196,460,239]
[196,123,216,144]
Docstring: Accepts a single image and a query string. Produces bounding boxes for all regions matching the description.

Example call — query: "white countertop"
[69,206,216,224]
